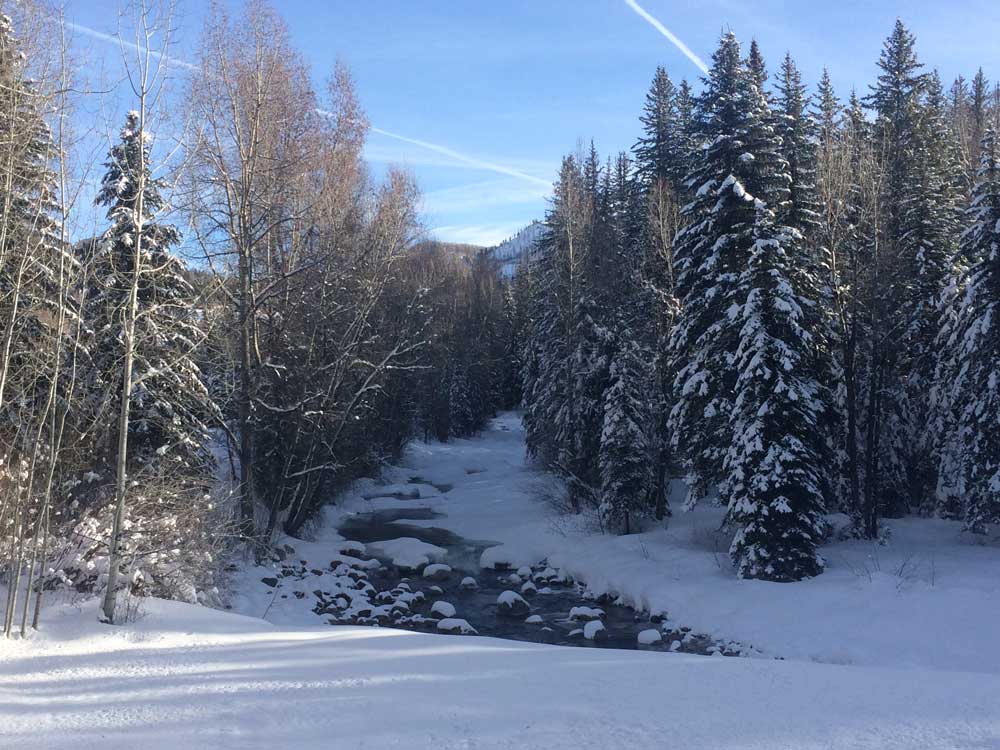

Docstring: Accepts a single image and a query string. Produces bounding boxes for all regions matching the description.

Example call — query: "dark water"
[335,506,743,655]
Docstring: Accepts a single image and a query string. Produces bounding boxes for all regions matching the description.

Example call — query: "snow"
[568,606,605,621]
[638,628,663,645]
[365,537,446,570]
[435,617,477,634]
[430,600,456,618]
[5,597,1000,748]
[422,562,453,579]
[583,619,606,640]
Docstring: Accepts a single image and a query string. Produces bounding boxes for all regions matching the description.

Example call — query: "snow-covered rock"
[431,601,456,618]
[422,563,452,581]
[459,576,478,590]
[638,629,663,646]
[338,541,367,557]
[520,581,537,597]
[583,621,607,641]
[497,590,530,617]
[436,618,477,635]
[525,615,544,624]
[568,606,604,622]
[480,546,514,571]
[366,538,447,571]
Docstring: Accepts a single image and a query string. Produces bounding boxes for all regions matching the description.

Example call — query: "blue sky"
[64,0,1000,247]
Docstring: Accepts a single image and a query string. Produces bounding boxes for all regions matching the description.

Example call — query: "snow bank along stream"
[259,479,748,655]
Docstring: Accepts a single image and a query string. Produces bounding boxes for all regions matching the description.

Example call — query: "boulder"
[583,620,607,642]
[431,601,457,618]
[638,629,663,646]
[497,590,530,617]
[422,563,453,581]
[437,618,477,635]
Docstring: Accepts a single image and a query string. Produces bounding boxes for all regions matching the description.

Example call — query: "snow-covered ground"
[4,411,1000,748]
[3,597,999,749]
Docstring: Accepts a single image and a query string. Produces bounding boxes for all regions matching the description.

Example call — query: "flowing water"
[334,505,742,655]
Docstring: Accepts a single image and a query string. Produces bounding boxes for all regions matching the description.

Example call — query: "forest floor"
[3,412,1000,748]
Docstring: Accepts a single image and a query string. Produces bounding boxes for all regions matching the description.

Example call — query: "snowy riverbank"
[256,411,1000,673]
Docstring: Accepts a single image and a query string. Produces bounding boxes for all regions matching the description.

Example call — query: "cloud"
[622,0,709,75]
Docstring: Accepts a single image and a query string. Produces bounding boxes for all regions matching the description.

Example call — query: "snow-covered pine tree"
[634,67,681,189]
[0,14,70,427]
[774,54,822,241]
[447,365,474,437]
[774,53,839,505]
[712,43,829,580]
[860,19,926,519]
[970,68,990,166]
[934,129,1000,531]
[599,336,653,534]
[86,111,215,479]
[725,199,827,581]
[813,68,840,151]
[666,32,761,507]
[897,70,966,507]
[522,156,596,508]
[747,39,768,94]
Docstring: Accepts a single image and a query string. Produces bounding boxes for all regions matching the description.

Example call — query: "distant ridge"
[488,221,544,276]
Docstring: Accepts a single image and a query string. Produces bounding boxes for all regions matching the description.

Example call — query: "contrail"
[368,127,551,188]
[623,0,709,75]
[69,21,551,188]
[66,21,199,73]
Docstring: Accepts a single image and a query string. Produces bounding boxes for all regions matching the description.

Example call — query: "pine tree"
[935,130,1000,531]
[0,15,70,428]
[860,19,928,520]
[814,68,841,149]
[634,67,683,189]
[599,337,653,534]
[523,155,598,509]
[725,200,827,580]
[775,54,821,239]
[896,70,965,507]
[970,68,989,162]
[666,32,760,506]
[86,111,214,478]
[747,39,768,94]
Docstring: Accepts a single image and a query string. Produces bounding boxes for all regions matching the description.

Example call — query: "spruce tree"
[666,32,760,507]
[814,68,841,149]
[634,67,682,189]
[775,54,821,239]
[0,15,70,428]
[599,337,653,534]
[725,200,827,580]
[86,111,214,478]
[935,130,1000,531]
[747,39,768,93]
